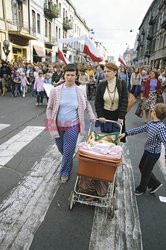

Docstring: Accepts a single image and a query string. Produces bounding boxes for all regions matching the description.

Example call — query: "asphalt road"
[0,93,166,250]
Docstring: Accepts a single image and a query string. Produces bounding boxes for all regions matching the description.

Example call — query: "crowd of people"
[1,59,166,195]
[0,59,166,120]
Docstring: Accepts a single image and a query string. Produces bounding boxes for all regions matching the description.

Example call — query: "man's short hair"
[154,103,166,120]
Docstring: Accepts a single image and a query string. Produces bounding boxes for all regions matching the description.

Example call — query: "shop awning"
[33,45,45,57]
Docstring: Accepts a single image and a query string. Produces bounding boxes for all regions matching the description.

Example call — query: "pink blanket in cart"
[78,142,122,159]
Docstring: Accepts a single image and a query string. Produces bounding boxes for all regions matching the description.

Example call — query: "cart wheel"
[108,197,116,219]
[69,191,75,210]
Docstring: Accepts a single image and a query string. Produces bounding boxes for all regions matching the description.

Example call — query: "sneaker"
[149,184,163,194]
[60,176,69,184]
[134,190,144,196]
[36,103,39,106]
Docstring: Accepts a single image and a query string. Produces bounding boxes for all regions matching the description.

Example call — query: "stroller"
[69,120,124,218]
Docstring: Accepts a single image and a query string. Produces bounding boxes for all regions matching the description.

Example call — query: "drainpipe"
[2,0,7,38]
[28,0,31,34]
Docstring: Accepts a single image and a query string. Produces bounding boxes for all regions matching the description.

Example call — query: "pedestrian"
[94,64,105,86]
[130,68,141,98]
[51,64,64,86]
[34,70,45,106]
[13,72,22,96]
[141,70,162,123]
[120,103,166,196]
[95,62,128,142]
[46,63,96,183]
[78,67,90,96]
[21,73,29,97]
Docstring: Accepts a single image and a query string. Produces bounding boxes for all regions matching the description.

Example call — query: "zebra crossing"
[0,124,10,131]
[0,123,144,250]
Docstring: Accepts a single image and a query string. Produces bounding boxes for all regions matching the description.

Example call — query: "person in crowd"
[140,69,148,99]
[78,67,90,96]
[10,69,16,97]
[118,66,128,83]
[86,64,94,79]
[51,64,64,86]
[120,103,166,196]
[95,62,128,142]
[46,63,96,183]
[44,73,53,103]
[141,70,162,123]
[13,72,22,96]
[94,64,105,86]
[34,70,45,105]
[130,67,141,98]
[159,70,166,103]
[1,62,10,96]
[21,73,29,97]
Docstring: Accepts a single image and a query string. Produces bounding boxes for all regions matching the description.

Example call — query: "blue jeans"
[37,91,44,104]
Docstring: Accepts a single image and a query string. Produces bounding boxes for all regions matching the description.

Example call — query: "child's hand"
[119,133,125,139]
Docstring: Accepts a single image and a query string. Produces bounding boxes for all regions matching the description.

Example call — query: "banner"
[58,35,103,63]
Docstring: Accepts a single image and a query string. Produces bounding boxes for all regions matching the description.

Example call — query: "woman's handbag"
[127,92,137,112]
[135,100,143,118]
[156,92,164,103]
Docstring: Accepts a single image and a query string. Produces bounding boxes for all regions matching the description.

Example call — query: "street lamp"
[3,40,10,60]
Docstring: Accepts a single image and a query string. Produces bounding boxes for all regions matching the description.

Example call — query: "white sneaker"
[149,184,163,194]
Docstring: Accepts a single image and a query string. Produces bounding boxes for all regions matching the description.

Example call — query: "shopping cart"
[69,119,123,218]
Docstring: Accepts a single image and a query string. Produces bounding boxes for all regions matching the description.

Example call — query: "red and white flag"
[58,35,103,63]
[118,56,126,66]
[83,36,103,62]
[58,49,69,65]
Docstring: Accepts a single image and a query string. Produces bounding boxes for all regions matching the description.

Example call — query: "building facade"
[0,0,107,63]
[136,0,166,69]
[123,48,137,66]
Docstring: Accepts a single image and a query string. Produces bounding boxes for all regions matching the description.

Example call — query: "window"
[59,28,61,39]
[37,14,40,34]
[59,3,61,17]
[56,26,58,40]
[164,35,166,48]
[18,1,23,26]
[49,22,51,42]
[45,19,48,37]
[32,10,36,33]
[159,36,163,49]
[12,1,18,23]
[63,8,65,18]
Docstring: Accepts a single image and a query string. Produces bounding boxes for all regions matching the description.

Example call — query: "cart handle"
[88,119,122,137]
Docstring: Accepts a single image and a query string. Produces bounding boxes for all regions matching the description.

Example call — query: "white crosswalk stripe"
[0,144,61,249]
[0,126,44,167]
[0,124,10,131]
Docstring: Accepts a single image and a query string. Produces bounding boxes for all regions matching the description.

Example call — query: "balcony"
[146,34,153,41]
[144,50,150,58]
[136,45,140,51]
[63,18,73,31]
[149,17,155,26]
[161,18,166,29]
[44,1,59,19]
[7,20,37,41]
[141,30,145,35]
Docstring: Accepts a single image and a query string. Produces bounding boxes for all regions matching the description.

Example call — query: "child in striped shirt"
[120,103,166,196]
